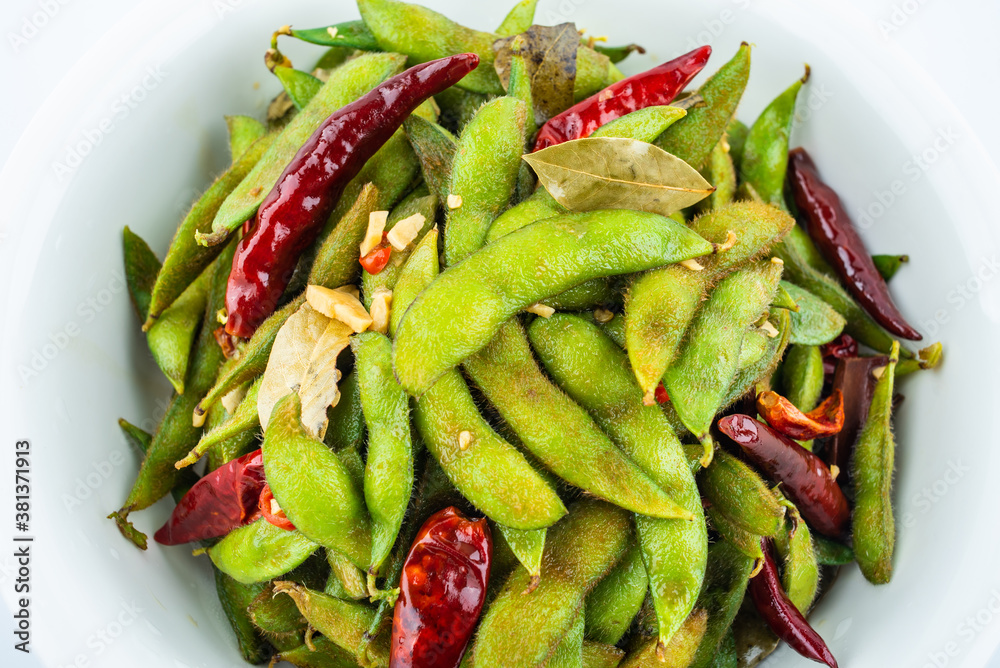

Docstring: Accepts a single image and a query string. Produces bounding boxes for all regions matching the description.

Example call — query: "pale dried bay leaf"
[298,319,353,439]
[523,136,714,216]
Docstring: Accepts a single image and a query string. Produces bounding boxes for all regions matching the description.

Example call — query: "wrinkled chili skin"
[821,334,858,376]
[717,415,849,538]
[749,538,839,668]
[826,355,885,481]
[532,45,711,151]
[154,449,265,545]
[390,506,492,668]
[225,53,480,338]
[788,148,921,341]
[756,390,844,441]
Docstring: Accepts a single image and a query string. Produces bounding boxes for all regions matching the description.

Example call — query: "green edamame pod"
[146,264,211,394]
[773,500,820,613]
[782,281,846,345]
[741,68,808,210]
[873,253,909,282]
[196,185,380,416]
[496,0,538,37]
[699,139,737,211]
[737,327,769,370]
[179,378,261,469]
[118,418,151,458]
[722,308,792,409]
[496,524,546,587]
[389,227,439,337]
[226,115,267,161]
[505,39,537,139]
[780,344,824,412]
[207,53,405,240]
[665,259,784,443]
[274,66,324,111]
[361,190,437,308]
[583,641,625,668]
[656,43,751,171]
[687,540,756,668]
[290,20,380,51]
[273,582,388,665]
[436,86,489,134]
[279,635,360,668]
[548,609,585,668]
[465,319,692,520]
[249,582,307,639]
[314,46,354,72]
[706,506,763,562]
[585,543,648,646]
[485,188,562,243]
[394,209,714,396]
[725,119,749,171]
[542,279,616,311]
[404,115,457,202]
[707,631,737,668]
[325,549,370,601]
[444,97,526,266]
[263,394,372,568]
[353,332,413,575]
[213,569,269,664]
[700,449,784,538]
[122,227,160,321]
[852,340,900,584]
[209,518,318,584]
[621,609,707,668]
[324,370,366,453]
[469,500,632,667]
[527,315,707,653]
[772,283,799,311]
[813,535,855,566]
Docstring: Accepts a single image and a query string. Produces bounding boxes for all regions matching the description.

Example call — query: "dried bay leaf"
[299,319,353,438]
[524,136,714,216]
[494,23,578,127]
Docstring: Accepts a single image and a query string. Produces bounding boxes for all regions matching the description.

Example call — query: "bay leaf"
[494,23,578,127]
[524,136,714,216]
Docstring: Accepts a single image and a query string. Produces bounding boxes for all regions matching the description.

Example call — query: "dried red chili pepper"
[654,382,670,404]
[787,148,921,341]
[825,355,886,481]
[717,415,849,538]
[749,538,839,668]
[258,483,296,532]
[154,449,265,545]
[756,390,845,441]
[360,231,393,275]
[820,334,858,376]
[225,53,480,338]
[531,45,711,151]
[390,506,492,668]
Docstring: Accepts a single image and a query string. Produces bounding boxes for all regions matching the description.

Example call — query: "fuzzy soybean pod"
[585,543,649,645]
[773,500,820,614]
[700,450,785,538]
[496,0,538,37]
[699,139,738,211]
[496,523,546,587]
[527,314,707,653]
[721,307,792,411]
[664,259,784,447]
[226,115,266,160]
[394,210,714,396]
[468,500,632,667]
[388,227,439,338]
[621,609,708,667]
[404,115,457,202]
[209,518,319,584]
[361,190,437,308]
[122,226,160,321]
[195,185,380,417]
[783,281,846,346]
[444,97,527,265]
[213,569,269,664]
[325,549,368,600]
[687,540,757,668]
[852,340,900,585]
[275,67,324,110]
[353,331,413,576]
[263,393,372,568]
[324,370,366,453]
[583,642,626,668]
[726,119,749,170]
[548,610,586,668]
[465,319,692,521]
[781,344,825,412]
[656,42,751,171]
[145,260,211,393]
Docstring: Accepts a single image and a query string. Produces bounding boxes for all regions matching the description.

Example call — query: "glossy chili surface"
[531,45,711,151]
[717,414,849,538]
[749,538,839,668]
[154,449,265,545]
[225,53,479,337]
[788,147,921,341]
[826,354,886,481]
[756,390,844,441]
[390,506,492,668]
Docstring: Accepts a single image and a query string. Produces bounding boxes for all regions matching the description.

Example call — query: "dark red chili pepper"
[360,231,393,275]
[154,449,265,545]
[749,538,839,668]
[717,415,849,538]
[787,147,921,341]
[225,53,480,338]
[531,45,711,152]
[825,355,886,481]
[756,390,844,441]
[258,483,296,532]
[820,334,858,376]
[390,506,492,668]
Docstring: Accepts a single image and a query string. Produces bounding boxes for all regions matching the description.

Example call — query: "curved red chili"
[756,390,844,441]
[360,232,393,275]
[225,53,480,338]
[154,449,265,545]
[258,483,296,532]
[716,415,849,538]
[749,538,839,668]
[787,147,921,341]
[390,506,492,668]
[532,45,711,152]
[820,333,858,376]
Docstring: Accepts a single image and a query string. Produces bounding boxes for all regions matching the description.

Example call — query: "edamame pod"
[621,609,707,667]
[324,370,366,453]
[179,378,261,469]
[527,314,707,653]
[687,540,756,668]
[209,518,318,584]
[699,449,785,538]
[275,66,324,110]
[468,500,632,667]
[705,506,764,562]
[585,543,648,645]
[444,97,527,265]
[726,119,749,170]
[226,115,266,160]
[496,0,538,37]
[263,394,372,568]
[325,549,368,600]
[146,261,210,393]
[394,209,714,396]
[354,331,413,575]
[773,500,820,613]
[388,227,439,337]
[699,139,737,211]
[737,327,769,370]
[814,535,855,566]
[496,524,546,588]
[465,319,692,520]
[781,344,824,412]
[542,279,616,311]
[122,226,160,321]
[783,281,846,345]
[279,635,361,668]
[722,307,792,409]
[404,115,457,202]
[213,569,269,664]
[548,609,585,668]
[583,641,626,668]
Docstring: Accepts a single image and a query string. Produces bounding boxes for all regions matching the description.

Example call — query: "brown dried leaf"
[494,23,579,127]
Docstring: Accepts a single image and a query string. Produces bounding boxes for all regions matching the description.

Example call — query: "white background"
[0,0,998,666]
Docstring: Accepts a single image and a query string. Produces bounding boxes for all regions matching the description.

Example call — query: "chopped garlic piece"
[270,498,283,515]
[771,256,784,265]
[306,285,373,333]
[593,308,614,324]
[830,465,840,480]
[326,26,339,39]
[336,284,360,300]
[526,303,556,318]
[447,194,463,209]
[760,320,779,338]
[680,259,705,271]
[369,288,392,334]
[386,213,426,251]
[459,431,473,450]
[872,365,886,380]
[360,210,389,257]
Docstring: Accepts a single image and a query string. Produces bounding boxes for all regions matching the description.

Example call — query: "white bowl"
[2,1,1000,666]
